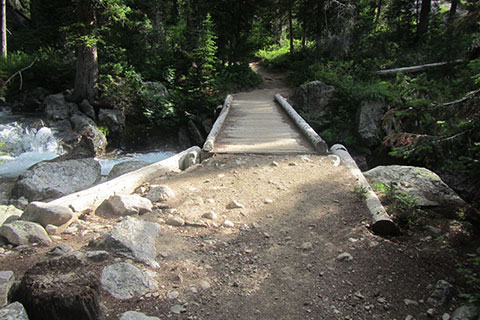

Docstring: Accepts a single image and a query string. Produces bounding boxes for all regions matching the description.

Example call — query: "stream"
[0,107,178,179]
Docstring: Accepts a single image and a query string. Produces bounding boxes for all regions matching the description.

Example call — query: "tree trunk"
[448,0,458,24]
[375,0,383,23]
[72,0,98,104]
[417,0,431,39]
[301,22,306,49]
[289,7,294,55]
[1,0,6,58]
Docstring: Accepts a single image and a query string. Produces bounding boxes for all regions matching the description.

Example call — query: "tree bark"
[72,0,98,104]
[289,6,294,55]
[375,0,383,23]
[1,0,6,58]
[417,0,431,39]
[448,0,458,24]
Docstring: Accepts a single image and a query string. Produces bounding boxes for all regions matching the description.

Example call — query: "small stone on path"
[166,216,185,227]
[336,252,353,261]
[202,211,217,220]
[301,242,313,250]
[166,290,179,300]
[120,311,160,320]
[0,271,14,307]
[223,220,235,228]
[404,299,419,306]
[227,200,245,209]
[170,304,186,314]
[199,280,211,290]
[87,250,109,262]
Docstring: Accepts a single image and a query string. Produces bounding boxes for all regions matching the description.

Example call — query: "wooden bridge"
[203,89,328,155]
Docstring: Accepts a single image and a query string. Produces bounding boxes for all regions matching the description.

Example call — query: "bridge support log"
[274,94,328,154]
[203,95,233,152]
[330,144,399,236]
[27,147,202,233]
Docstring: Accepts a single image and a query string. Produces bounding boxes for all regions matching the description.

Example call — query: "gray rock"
[202,211,217,220]
[364,165,466,208]
[0,302,29,320]
[451,305,478,320]
[336,252,353,261]
[120,311,160,320]
[107,161,150,180]
[86,250,109,262]
[292,80,335,116]
[0,205,22,226]
[404,299,419,306]
[180,148,200,170]
[43,93,77,121]
[89,216,161,268]
[98,108,125,134]
[357,99,388,147]
[101,263,158,300]
[146,185,175,202]
[79,99,96,120]
[22,87,51,111]
[227,200,245,209]
[96,194,152,217]
[13,158,101,201]
[0,271,14,307]
[75,124,107,157]
[166,216,185,227]
[47,243,73,256]
[0,220,51,246]
[223,220,235,228]
[21,202,73,227]
[427,280,453,306]
[70,112,96,131]
[170,305,186,314]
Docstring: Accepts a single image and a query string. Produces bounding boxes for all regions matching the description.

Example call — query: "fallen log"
[330,144,399,236]
[375,59,465,76]
[274,93,328,154]
[203,95,233,152]
[24,147,202,233]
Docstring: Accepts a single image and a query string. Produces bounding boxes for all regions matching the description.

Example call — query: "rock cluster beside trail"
[364,165,466,208]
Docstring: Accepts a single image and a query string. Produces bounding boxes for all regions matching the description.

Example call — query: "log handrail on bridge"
[203,95,233,152]
[274,94,328,154]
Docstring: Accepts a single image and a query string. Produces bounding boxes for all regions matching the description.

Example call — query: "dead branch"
[4,59,35,89]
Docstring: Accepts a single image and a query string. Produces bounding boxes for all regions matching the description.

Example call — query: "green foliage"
[352,185,368,200]
[215,63,262,92]
[458,252,480,305]
[140,82,177,129]
[372,182,422,228]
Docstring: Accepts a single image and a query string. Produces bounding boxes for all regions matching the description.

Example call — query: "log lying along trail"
[375,59,466,76]
[29,147,202,232]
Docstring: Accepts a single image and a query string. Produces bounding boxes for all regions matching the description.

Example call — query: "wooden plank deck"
[213,89,315,154]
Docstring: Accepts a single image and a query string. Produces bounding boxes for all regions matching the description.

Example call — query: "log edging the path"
[274,93,328,154]
[203,95,233,152]
[32,146,202,232]
[330,144,399,236]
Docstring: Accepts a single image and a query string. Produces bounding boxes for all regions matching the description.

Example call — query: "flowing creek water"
[0,107,178,179]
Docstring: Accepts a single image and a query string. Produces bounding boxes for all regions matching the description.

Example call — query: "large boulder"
[98,108,125,135]
[101,263,158,300]
[357,99,388,147]
[43,93,78,121]
[89,216,161,268]
[291,81,335,116]
[22,87,52,112]
[21,202,73,227]
[0,205,22,226]
[79,99,96,120]
[13,158,101,201]
[0,302,29,320]
[107,161,150,180]
[70,113,96,131]
[0,271,15,307]
[95,194,152,217]
[0,220,51,246]
[15,255,100,320]
[364,165,466,208]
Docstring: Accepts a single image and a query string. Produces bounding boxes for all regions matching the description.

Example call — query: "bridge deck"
[213,89,315,154]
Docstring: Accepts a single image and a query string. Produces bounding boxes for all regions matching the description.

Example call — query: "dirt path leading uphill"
[0,65,476,320]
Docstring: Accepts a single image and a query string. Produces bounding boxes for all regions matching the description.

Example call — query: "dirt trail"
[0,65,475,320]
